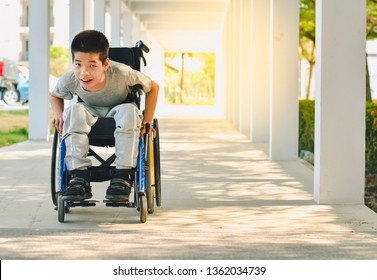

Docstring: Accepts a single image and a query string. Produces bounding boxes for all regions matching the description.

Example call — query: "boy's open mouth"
[80,79,92,85]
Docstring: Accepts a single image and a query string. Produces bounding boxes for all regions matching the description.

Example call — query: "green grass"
[0,128,28,147]
[0,110,29,147]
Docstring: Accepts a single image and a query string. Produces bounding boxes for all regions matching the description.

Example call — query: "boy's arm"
[49,92,65,135]
[141,80,159,135]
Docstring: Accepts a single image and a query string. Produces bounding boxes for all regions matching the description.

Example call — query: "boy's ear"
[103,58,110,70]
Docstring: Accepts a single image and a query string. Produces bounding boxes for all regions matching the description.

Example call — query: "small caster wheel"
[57,193,65,222]
[139,194,147,223]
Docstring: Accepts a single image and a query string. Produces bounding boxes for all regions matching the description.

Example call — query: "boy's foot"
[105,169,132,201]
[62,170,92,201]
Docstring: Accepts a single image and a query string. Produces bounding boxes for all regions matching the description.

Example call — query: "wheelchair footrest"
[67,200,98,207]
[103,200,136,208]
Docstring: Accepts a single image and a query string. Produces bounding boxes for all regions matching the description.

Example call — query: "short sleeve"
[114,62,152,93]
[52,71,76,100]
[128,68,152,93]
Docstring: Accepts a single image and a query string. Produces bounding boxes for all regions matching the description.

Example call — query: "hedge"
[299,100,377,173]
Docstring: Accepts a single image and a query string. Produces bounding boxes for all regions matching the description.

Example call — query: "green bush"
[298,100,377,174]
[365,102,377,173]
[299,99,315,153]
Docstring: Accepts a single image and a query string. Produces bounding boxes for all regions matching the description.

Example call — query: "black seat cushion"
[88,118,116,147]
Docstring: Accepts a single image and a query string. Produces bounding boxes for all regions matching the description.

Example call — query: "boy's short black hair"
[71,30,109,64]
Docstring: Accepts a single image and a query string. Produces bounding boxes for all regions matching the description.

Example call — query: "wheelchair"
[50,41,162,223]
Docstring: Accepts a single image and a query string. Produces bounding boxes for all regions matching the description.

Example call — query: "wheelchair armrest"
[123,85,142,108]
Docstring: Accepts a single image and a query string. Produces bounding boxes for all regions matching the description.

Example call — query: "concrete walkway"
[1,112,377,259]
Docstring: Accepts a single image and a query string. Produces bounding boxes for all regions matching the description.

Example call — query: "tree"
[164,52,215,105]
[367,0,377,40]
[50,46,69,77]
[366,0,377,101]
[299,0,315,100]
[299,0,377,101]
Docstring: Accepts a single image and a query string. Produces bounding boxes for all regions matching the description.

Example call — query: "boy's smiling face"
[73,52,110,92]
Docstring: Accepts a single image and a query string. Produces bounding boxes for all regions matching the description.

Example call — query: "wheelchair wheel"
[139,194,147,223]
[146,130,155,214]
[51,130,59,206]
[153,119,162,207]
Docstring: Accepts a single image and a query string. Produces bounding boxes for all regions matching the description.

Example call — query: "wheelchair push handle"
[136,40,150,53]
[135,40,149,67]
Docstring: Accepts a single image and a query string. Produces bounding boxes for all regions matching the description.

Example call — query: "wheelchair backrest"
[109,41,149,71]
[109,47,141,71]
[110,40,150,71]
[108,42,149,108]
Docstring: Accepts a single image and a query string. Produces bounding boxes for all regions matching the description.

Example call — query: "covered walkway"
[1,109,377,259]
[25,0,367,206]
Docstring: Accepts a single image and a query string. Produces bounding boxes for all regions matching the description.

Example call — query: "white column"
[110,0,121,46]
[122,5,132,47]
[68,0,85,106]
[250,0,270,142]
[52,0,70,46]
[93,0,106,32]
[132,16,141,45]
[232,0,240,128]
[69,0,85,66]
[143,34,165,110]
[239,0,251,136]
[28,0,50,141]
[84,0,91,29]
[69,0,85,42]
[122,6,132,46]
[314,0,366,204]
[223,7,232,121]
[269,0,299,160]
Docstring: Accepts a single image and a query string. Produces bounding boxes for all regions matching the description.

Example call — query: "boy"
[49,30,159,201]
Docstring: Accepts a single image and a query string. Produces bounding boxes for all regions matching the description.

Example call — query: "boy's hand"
[52,117,64,135]
[49,93,64,135]
[140,121,156,138]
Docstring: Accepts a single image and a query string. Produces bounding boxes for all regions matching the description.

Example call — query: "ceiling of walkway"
[125,0,229,52]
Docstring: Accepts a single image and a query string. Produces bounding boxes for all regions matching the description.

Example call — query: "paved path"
[1,115,377,259]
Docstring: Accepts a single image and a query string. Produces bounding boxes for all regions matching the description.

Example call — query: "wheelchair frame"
[50,41,161,223]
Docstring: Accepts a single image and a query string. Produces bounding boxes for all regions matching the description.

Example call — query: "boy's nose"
[80,67,89,76]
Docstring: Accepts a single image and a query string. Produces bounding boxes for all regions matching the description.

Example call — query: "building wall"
[0,0,24,61]
[0,0,70,64]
